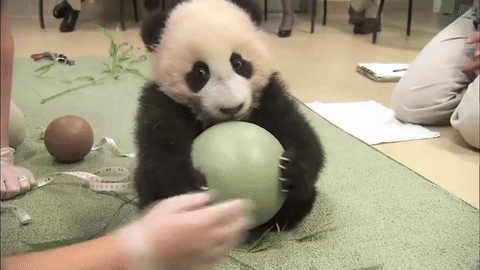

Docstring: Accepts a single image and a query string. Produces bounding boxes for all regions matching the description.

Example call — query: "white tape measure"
[0,203,32,225]
[1,135,137,225]
[34,166,133,192]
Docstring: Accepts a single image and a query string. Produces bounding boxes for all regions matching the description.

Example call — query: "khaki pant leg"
[391,9,477,125]
[450,76,480,149]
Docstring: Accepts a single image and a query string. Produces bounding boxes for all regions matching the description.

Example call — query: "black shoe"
[60,9,80,33]
[278,30,291,38]
[348,6,365,25]
[353,18,381,34]
[53,1,72,19]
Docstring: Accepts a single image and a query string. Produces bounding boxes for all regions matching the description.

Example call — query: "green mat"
[1,56,479,270]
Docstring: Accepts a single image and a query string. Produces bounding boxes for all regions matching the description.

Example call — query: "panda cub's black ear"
[140,2,187,52]
[229,0,263,27]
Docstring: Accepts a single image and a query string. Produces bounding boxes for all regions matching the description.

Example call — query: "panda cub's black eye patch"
[230,52,252,79]
[185,61,210,93]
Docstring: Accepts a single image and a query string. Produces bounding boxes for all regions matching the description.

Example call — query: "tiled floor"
[7,3,479,208]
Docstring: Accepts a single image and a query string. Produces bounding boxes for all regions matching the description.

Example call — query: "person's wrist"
[114,220,161,270]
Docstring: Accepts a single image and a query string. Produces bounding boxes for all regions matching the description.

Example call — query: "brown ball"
[44,115,94,164]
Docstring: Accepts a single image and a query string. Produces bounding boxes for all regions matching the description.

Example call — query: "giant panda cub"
[134,0,326,237]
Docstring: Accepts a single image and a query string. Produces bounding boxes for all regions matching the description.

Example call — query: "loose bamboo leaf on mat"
[35,63,54,76]
[60,79,73,85]
[227,255,257,270]
[75,75,96,82]
[351,263,384,270]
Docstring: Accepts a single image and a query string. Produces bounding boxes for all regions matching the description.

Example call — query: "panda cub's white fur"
[150,0,274,120]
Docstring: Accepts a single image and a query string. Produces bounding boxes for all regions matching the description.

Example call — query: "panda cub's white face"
[150,0,274,123]
[184,52,254,121]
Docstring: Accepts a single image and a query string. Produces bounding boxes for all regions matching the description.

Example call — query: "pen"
[393,68,407,72]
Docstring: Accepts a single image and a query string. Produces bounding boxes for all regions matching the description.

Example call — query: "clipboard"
[356,63,409,82]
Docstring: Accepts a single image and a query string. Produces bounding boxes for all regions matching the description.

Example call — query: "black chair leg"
[322,0,327,25]
[120,0,126,31]
[264,0,267,21]
[39,0,45,29]
[406,0,413,36]
[372,0,385,44]
[133,0,138,22]
[310,0,317,33]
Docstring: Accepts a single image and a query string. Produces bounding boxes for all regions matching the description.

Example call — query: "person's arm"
[1,0,14,148]
[1,234,132,270]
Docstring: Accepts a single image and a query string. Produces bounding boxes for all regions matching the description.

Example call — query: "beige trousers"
[66,0,82,11]
[350,0,381,19]
[391,8,479,149]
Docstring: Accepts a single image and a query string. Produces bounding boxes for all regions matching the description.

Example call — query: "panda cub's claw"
[279,156,291,194]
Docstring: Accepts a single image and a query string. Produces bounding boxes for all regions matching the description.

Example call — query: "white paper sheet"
[306,100,441,145]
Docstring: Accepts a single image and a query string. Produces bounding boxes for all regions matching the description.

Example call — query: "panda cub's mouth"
[218,103,244,118]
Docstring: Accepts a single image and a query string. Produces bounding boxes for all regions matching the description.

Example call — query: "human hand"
[117,192,253,270]
[1,147,37,200]
[463,31,480,75]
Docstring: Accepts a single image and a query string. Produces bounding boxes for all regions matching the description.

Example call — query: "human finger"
[1,177,7,200]
[462,58,480,73]
[159,192,214,213]
[196,199,253,227]
[467,32,480,44]
[2,173,21,200]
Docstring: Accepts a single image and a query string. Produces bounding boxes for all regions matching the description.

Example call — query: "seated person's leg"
[391,9,477,125]
[354,0,381,34]
[349,0,367,25]
[450,76,480,149]
[1,1,36,200]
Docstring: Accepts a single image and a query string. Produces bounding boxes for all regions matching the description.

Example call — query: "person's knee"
[391,83,458,126]
[451,77,480,149]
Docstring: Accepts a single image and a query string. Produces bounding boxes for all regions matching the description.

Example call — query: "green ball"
[191,121,286,228]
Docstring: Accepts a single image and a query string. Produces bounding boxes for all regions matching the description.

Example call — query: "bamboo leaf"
[75,76,95,82]
[98,25,114,42]
[117,42,129,49]
[102,62,112,73]
[113,64,124,73]
[61,79,73,85]
[125,68,147,80]
[35,63,54,76]
[129,54,148,65]
[109,41,117,58]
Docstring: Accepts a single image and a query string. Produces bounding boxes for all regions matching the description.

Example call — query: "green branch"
[33,25,149,104]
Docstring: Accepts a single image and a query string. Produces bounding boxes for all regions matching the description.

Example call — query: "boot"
[60,8,80,33]
[53,0,84,19]
[353,18,381,34]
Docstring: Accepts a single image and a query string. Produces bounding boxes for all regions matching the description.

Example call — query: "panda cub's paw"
[278,149,308,198]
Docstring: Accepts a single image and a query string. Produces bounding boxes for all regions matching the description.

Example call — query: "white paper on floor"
[306,100,441,145]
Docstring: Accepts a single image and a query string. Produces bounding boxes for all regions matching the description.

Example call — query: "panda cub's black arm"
[133,83,205,209]
[250,73,325,200]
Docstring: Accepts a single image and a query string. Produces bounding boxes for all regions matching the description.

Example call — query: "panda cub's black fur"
[134,0,326,237]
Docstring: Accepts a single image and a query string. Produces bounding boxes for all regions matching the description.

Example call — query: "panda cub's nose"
[219,103,244,116]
